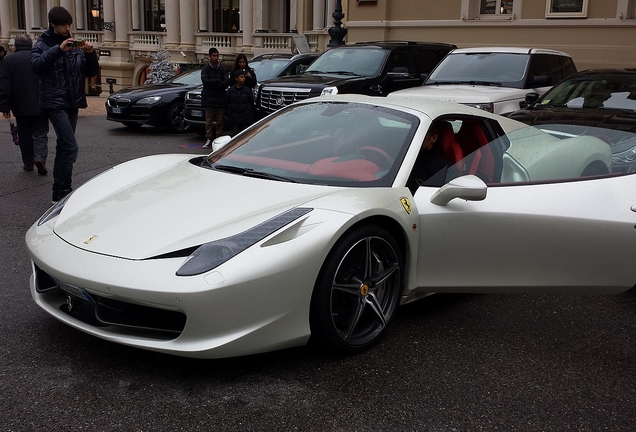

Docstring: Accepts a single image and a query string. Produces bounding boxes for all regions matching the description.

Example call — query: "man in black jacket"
[31,6,99,203]
[0,34,49,174]
[201,47,229,149]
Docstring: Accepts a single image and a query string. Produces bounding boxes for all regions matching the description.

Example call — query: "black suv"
[184,52,319,133]
[256,41,456,116]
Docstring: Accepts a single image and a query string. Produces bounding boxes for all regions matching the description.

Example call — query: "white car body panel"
[388,84,550,115]
[25,95,636,358]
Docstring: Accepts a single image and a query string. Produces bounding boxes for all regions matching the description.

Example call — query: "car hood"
[389,84,530,103]
[111,83,200,98]
[52,154,335,260]
[508,107,636,133]
[262,73,364,89]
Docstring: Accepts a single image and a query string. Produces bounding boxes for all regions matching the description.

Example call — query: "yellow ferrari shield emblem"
[400,197,412,215]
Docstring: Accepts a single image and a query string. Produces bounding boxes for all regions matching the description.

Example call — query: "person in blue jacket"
[31,6,99,203]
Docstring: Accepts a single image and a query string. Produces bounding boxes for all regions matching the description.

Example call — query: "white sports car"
[26,95,636,359]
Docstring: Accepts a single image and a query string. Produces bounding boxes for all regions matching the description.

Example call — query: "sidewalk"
[81,96,106,116]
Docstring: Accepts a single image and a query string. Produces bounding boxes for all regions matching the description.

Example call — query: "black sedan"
[106,69,202,133]
[508,69,636,172]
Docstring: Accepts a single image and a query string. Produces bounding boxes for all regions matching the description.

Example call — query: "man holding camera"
[31,6,99,203]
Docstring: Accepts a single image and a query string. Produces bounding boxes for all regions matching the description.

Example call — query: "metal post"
[327,0,347,47]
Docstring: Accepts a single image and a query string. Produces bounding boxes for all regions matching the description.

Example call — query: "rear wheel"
[165,102,191,133]
[310,224,403,354]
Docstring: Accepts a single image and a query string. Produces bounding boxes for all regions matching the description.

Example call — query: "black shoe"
[35,161,48,176]
[23,165,34,171]
[52,188,73,204]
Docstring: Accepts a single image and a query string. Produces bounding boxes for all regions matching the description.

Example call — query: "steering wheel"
[357,146,394,170]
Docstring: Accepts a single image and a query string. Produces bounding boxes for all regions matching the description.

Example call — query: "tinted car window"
[427,53,531,87]
[250,59,291,82]
[168,69,202,85]
[528,54,550,84]
[539,74,636,111]
[412,48,446,74]
[547,55,564,84]
[306,48,388,77]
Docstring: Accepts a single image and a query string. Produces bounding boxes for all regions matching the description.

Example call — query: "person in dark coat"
[229,53,257,89]
[407,123,451,193]
[0,34,49,174]
[0,46,6,64]
[201,47,230,149]
[31,6,99,203]
[226,70,255,136]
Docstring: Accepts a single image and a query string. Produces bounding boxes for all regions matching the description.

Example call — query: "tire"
[122,122,142,129]
[310,224,403,354]
[165,102,191,133]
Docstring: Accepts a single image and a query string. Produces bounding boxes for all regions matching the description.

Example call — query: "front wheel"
[310,224,403,354]
[165,102,191,133]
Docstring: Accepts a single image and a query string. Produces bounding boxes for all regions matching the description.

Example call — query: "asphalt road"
[1,103,636,431]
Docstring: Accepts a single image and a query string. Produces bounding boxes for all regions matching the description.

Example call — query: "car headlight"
[321,86,339,96]
[176,207,312,276]
[38,193,73,226]
[136,96,162,105]
[461,102,494,113]
[611,145,636,166]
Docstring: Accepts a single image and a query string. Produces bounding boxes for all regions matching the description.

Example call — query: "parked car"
[106,69,202,133]
[388,47,577,114]
[255,41,456,116]
[27,94,636,359]
[184,52,320,133]
[507,69,636,172]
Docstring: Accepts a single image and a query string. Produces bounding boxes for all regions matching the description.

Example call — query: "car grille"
[258,87,312,114]
[34,264,186,338]
[107,98,132,108]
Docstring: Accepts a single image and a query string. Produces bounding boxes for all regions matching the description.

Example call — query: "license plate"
[110,107,122,114]
[54,278,94,302]
[189,109,204,118]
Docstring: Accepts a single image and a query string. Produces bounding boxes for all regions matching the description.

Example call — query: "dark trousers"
[46,109,78,192]
[204,106,224,140]
[16,115,49,168]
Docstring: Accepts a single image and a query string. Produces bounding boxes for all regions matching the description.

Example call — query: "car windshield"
[250,58,293,81]
[538,74,636,111]
[305,48,387,77]
[206,102,418,187]
[427,52,530,87]
[165,69,202,85]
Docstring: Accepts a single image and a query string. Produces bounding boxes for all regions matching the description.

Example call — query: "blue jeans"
[46,109,78,192]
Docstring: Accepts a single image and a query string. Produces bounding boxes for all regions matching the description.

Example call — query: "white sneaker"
[202,140,212,149]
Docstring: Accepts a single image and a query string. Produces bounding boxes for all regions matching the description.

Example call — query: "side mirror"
[531,75,551,87]
[430,175,487,206]
[524,92,540,107]
[212,135,232,152]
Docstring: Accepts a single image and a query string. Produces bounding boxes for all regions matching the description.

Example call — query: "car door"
[382,48,422,94]
[408,117,636,295]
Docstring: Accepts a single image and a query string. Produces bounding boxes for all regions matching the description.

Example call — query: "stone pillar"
[0,1,10,41]
[74,0,85,29]
[179,0,195,48]
[132,0,141,30]
[198,0,208,31]
[114,0,128,46]
[165,0,179,48]
[241,0,254,51]
[290,0,297,32]
[313,0,325,30]
[102,0,116,44]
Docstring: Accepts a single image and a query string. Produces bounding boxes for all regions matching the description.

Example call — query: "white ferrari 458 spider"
[26,94,636,358]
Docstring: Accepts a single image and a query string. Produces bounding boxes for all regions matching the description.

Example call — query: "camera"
[69,39,84,48]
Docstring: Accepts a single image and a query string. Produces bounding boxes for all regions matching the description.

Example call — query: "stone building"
[0,0,633,96]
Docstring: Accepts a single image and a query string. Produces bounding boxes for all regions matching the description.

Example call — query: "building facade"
[0,0,634,95]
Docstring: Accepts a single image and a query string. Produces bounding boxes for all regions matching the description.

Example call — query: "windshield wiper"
[327,71,360,76]
[213,164,296,183]
[429,80,502,86]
